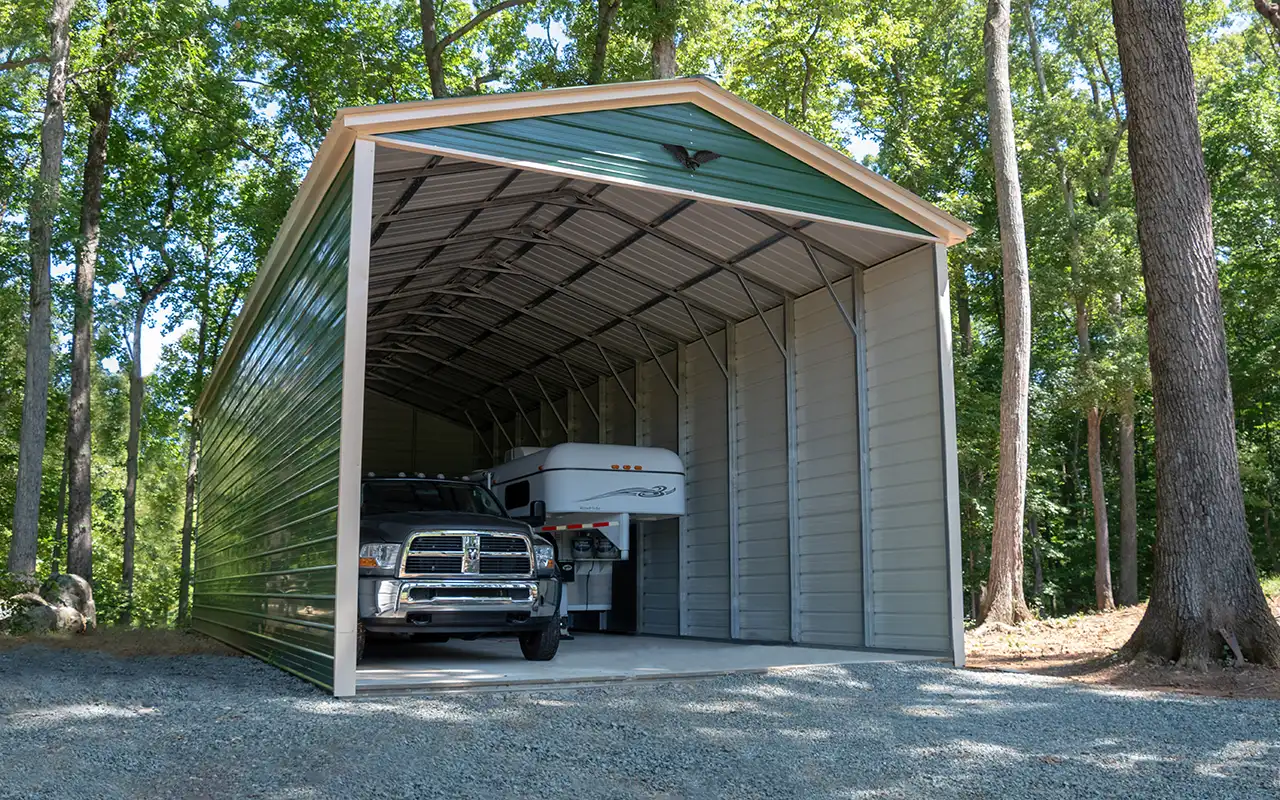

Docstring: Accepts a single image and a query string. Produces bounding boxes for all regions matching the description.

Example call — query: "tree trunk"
[177,307,209,627]
[1039,0,1116,612]
[1113,0,1280,665]
[1088,406,1115,609]
[121,304,145,626]
[178,418,199,626]
[9,0,77,578]
[650,0,677,79]
[1118,388,1139,604]
[66,64,113,584]
[589,0,621,85]
[1029,513,1043,607]
[955,267,973,356]
[51,451,68,576]
[418,0,446,98]
[979,0,1033,626]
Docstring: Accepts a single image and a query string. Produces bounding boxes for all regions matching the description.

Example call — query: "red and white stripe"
[539,521,618,532]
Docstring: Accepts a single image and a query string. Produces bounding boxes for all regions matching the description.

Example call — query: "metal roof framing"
[198,78,972,422]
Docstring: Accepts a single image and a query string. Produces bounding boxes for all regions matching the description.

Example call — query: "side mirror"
[526,500,547,529]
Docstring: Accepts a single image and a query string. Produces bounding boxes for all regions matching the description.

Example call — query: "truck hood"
[360,511,532,544]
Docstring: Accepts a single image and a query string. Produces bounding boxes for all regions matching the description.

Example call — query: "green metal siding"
[194,159,353,690]
[378,104,926,236]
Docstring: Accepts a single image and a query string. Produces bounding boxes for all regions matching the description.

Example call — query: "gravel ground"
[2,646,1278,799]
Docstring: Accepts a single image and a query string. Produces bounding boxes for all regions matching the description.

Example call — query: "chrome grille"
[402,532,533,577]
[479,556,532,574]
[479,534,527,553]
[403,555,463,574]
[409,535,464,552]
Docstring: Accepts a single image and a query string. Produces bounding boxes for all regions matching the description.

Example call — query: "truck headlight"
[533,544,556,572]
[359,543,401,570]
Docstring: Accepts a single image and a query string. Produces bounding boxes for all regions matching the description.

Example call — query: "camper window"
[504,481,530,510]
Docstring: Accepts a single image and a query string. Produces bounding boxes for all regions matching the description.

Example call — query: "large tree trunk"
[121,305,145,626]
[1118,388,1139,604]
[979,0,1033,626]
[589,0,621,84]
[66,67,114,585]
[1113,0,1280,666]
[650,0,677,79]
[9,0,77,578]
[418,0,446,98]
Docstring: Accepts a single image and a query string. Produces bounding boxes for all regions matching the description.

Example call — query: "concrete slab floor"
[356,633,940,693]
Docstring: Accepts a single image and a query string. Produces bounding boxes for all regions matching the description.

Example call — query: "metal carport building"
[192,77,973,696]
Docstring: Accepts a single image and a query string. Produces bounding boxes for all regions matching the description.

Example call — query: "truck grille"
[402,532,533,577]
[403,555,463,574]
[409,536,464,552]
[479,535,527,553]
[479,556,532,574]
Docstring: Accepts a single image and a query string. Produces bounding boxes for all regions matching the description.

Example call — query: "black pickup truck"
[356,476,561,662]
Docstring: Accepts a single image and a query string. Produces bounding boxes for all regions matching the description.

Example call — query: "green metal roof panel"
[378,103,927,236]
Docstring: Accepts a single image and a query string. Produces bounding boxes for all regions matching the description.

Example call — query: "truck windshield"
[361,480,507,518]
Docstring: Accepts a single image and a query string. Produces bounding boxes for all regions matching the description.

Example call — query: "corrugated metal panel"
[362,392,477,476]
[639,352,680,636]
[194,160,353,690]
[377,105,926,235]
[793,278,864,646]
[681,332,730,637]
[602,369,636,446]
[863,247,950,653]
[733,309,790,641]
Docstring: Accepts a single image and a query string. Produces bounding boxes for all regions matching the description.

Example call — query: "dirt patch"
[966,595,1280,700]
[0,627,240,658]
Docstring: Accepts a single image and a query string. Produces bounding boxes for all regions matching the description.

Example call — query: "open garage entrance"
[193,78,972,696]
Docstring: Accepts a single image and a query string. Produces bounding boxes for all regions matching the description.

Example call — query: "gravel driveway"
[2,645,1278,799]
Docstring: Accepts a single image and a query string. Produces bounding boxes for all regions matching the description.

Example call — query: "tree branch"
[1094,44,1123,126]
[435,0,535,53]
[0,55,48,72]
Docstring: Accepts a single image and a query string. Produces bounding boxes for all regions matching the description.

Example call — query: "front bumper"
[359,576,558,633]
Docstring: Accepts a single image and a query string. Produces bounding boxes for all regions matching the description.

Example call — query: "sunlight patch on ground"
[1194,740,1280,779]
[8,703,159,728]
[916,682,1000,697]
[911,740,1030,763]
[1072,751,1180,772]
[900,704,956,718]
[775,727,834,741]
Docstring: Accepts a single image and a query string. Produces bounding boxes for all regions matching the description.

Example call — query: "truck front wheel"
[519,623,560,661]
[356,620,366,664]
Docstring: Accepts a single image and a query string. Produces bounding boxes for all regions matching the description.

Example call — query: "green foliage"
[3,0,1280,629]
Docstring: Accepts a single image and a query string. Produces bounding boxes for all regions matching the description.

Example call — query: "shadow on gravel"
[2,645,1278,799]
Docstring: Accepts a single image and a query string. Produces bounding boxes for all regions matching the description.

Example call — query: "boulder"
[3,593,59,635]
[40,573,96,630]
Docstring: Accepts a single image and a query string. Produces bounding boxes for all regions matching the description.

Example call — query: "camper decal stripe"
[577,486,677,501]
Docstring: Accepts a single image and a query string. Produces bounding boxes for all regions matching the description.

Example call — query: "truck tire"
[519,623,560,661]
[356,620,366,664]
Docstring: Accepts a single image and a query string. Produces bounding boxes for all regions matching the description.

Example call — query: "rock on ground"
[40,574,96,630]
